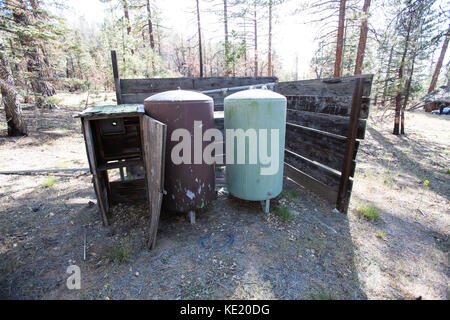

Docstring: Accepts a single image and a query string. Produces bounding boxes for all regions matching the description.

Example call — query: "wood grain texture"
[82,119,109,226]
[286,109,366,139]
[284,149,348,191]
[337,78,364,213]
[275,74,373,98]
[285,95,370,119]
[141,115,167,250]
[284,163,338,203]
[285,123,359,173]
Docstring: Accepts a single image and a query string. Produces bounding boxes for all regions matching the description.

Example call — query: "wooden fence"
[110,51,372,213]
[275,75,373,212]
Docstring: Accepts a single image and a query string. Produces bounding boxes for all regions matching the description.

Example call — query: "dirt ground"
[0,91,448,300]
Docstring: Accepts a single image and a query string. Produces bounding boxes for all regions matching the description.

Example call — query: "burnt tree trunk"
[428,24,450,93]
[354,0,371,75]
[196,0,204,77]
[0,45,27,136]
[334,0,346,77]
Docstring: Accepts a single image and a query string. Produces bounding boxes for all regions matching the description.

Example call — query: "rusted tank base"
[188,210,196,224]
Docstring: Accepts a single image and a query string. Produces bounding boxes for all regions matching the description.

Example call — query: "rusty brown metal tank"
[144,89,216,214]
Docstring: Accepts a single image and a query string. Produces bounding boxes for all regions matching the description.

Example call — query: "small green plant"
[104,238,132,263]
[55,162,69,169]
[356,203,381,222]
[376,229,386,239]
[445,169,450,174]
[42,177,56,188]
[280,189,300,204]
[274,205,295,223]
[45,96,63,106]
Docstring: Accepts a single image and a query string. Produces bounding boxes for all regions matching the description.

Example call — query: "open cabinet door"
[141,115,167,249]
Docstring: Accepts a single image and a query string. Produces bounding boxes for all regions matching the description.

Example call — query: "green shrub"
[104,238,132,263]
[274,206,295,223]
[357,203,381,222]
[42,177,56,188]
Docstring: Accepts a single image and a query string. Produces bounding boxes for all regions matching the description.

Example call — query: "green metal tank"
[224,88,287,201]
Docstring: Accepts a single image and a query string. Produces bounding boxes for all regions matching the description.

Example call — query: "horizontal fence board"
[121,93,155,104]
[284,149,344,190]
[286,109,367,139]
[121,78,195,94]
[284,163,337,203]
[286,95,370,119]
[121,77,277,95]
[193,77,277,91]
[285,123,359,172]
[275,74,373,98]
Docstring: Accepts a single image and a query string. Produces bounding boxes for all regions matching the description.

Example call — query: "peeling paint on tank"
[186,190,195,200]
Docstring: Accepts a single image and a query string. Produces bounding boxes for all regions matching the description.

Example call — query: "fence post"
[111,50,122,105]
[336,78,364,213]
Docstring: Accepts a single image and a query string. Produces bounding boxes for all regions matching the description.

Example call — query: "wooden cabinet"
[78,105,166,249]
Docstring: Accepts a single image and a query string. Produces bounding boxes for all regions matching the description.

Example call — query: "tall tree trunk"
[122,0,131,35]
[334,0,346,77]
[254,1,258,77]
[382,45,394,105]
[122,0,134,56]
[393,15,412,135]
[0,45,27,136]
[224,0,230,75]
[354,0,371,75]
[428,24,450,93]
[146,0,155,49]
[268,0,272,76]
[400,54,416,134]
[196,0,203,77]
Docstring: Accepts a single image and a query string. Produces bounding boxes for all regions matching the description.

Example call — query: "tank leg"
[261,200,270,214]
[188,210,196,224]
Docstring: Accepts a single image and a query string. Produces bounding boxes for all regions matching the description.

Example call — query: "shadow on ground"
[0,172,366,300]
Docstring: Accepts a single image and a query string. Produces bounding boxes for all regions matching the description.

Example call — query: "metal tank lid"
[225,88,286,101]
[145,89,213,102]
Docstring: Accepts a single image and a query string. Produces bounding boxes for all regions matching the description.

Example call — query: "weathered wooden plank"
[286,95,370,119]
[337,78,363,214]
[141,115,166,250]
[121,78,195,94]
[110,179,147,204]
[284,149,344,190]
[120,76,277,95]
[98,159,143,172]
[193,77,277,91]
[82,119,109,226]
[121,93,159,104]
[111,51,122,105]
[285,123,359,173]
[286,109,367,139]
[284,163,337,203]
[275,74,373,98]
